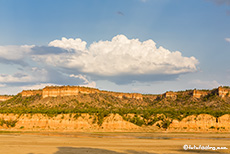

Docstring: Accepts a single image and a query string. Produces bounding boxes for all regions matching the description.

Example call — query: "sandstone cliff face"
[0,96,13,101]
[20,86,143,100]
[169,114,230,132]
[1,113,230,132]
[101,114,140,130]
[218,87,230,98]
[0,113,97,131]
[21,90,42,97]
[163,91,176,98]
[101,91,143,100]
[42,86,99,98]
[0,113,139,132]
[163,90,210,99]
[17,86,230,101]
[192,90,208,98]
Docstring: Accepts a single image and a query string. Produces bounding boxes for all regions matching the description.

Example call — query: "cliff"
[19,86,143,100]
[192,90,209,98]
[42,86,100,98]
[21,90,42,97]
[169,114,230,132]
[163,91,177,98]
[101,90,143,100]
[0,113,140,132]
[1,113,230,132]
[0,95,13,102]
[162,87,230,99]
[17,86,230,101]
[218,86,230,97]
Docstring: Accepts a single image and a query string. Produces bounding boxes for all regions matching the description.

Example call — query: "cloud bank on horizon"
[0,34,198,94]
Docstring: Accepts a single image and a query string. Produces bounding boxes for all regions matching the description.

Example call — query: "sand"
[0,132,230,154]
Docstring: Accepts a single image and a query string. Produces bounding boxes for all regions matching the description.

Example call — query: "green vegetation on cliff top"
[0,92,230,127]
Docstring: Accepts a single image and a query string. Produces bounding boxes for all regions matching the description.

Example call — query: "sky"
[0,0,230,95]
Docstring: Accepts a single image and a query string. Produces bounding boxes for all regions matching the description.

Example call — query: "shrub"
[0,118,18,127]
[156,123,161,128]
[73,113,81,120]
[161,120,171,129]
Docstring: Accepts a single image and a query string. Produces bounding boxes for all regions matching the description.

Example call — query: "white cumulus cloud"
[0,34,199,88]
[48,37,87,52]
[70,74,96,88]
[45,34,198,77]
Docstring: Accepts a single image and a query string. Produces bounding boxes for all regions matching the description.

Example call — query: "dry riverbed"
[0,132,230,154]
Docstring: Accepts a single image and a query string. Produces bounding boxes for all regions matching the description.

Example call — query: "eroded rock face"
[163,91,176,98]
[218,114,230,130]
[218,87,230,98]
[1,113,230,132]
[20,90,42,97]
[42,86,100,98]
[169,114,230,132]
[0,113,139,132]
[192,90,208,98]
[101,114,140,130]
[20,86,143,100]
[0,96,13,101]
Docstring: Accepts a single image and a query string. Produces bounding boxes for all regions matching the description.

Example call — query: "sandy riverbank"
[0,132,230,154]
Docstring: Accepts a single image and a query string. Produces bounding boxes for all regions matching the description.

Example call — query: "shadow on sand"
[27,147,227,154]
[51,147,158,154]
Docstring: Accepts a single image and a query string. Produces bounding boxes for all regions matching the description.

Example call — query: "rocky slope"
[169,114,230,132]
[1,85,230,132]
[0,113,140,132]
[0,113,230,132]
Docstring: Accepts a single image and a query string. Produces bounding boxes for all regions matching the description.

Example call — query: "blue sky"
[0,0,230,94]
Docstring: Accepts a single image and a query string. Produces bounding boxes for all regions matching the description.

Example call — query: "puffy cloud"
[46,35,198,79]
[225,38,230,42]
[48,37,87,52]
[0,34,199,91]
[70,74,96,88]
